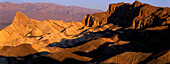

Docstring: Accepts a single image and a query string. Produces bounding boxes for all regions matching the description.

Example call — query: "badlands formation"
[0,1,169,64]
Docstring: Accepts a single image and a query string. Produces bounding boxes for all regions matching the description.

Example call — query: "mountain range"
[0,2,102,29]
[0,1,169,64]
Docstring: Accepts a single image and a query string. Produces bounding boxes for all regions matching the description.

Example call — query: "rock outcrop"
[82,1,170,29]
[0,1,169,64]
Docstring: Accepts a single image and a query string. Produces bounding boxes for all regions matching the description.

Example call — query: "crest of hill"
[82,1,170,29]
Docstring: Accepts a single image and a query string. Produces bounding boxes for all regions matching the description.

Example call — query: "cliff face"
[82,1,170,29]
[0,1,169,64]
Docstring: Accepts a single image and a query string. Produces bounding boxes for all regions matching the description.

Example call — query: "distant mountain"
[0,2,102,29]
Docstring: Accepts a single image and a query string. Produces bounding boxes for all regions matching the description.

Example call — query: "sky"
[0,0,169,11]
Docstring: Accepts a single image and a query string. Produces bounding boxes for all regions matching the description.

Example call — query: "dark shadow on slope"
[0,52,89,64]
[47,29,117,48]
[138,50,169,64]
[67,38,99,48]
[84,14,90,27]
[61,28,66,33]
[61,25,72,33]
[46,37,99,48]
[74,25,110,37]
[38,37,44,40]
[74,27,170,63]
[73,42,117,58]
[26,57,87,64]
[73,28,89,37]
[139,14,167,30]
[107,4,145,28]
[77,26,85,30]
[74,42,127,62]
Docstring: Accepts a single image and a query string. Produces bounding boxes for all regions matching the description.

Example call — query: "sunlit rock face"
[0,1,169,64]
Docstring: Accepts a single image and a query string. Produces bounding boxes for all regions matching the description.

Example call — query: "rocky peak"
[12,11,30,26]
[132,0,144,8]
[15,11,28,18]
[107,2,127,14]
